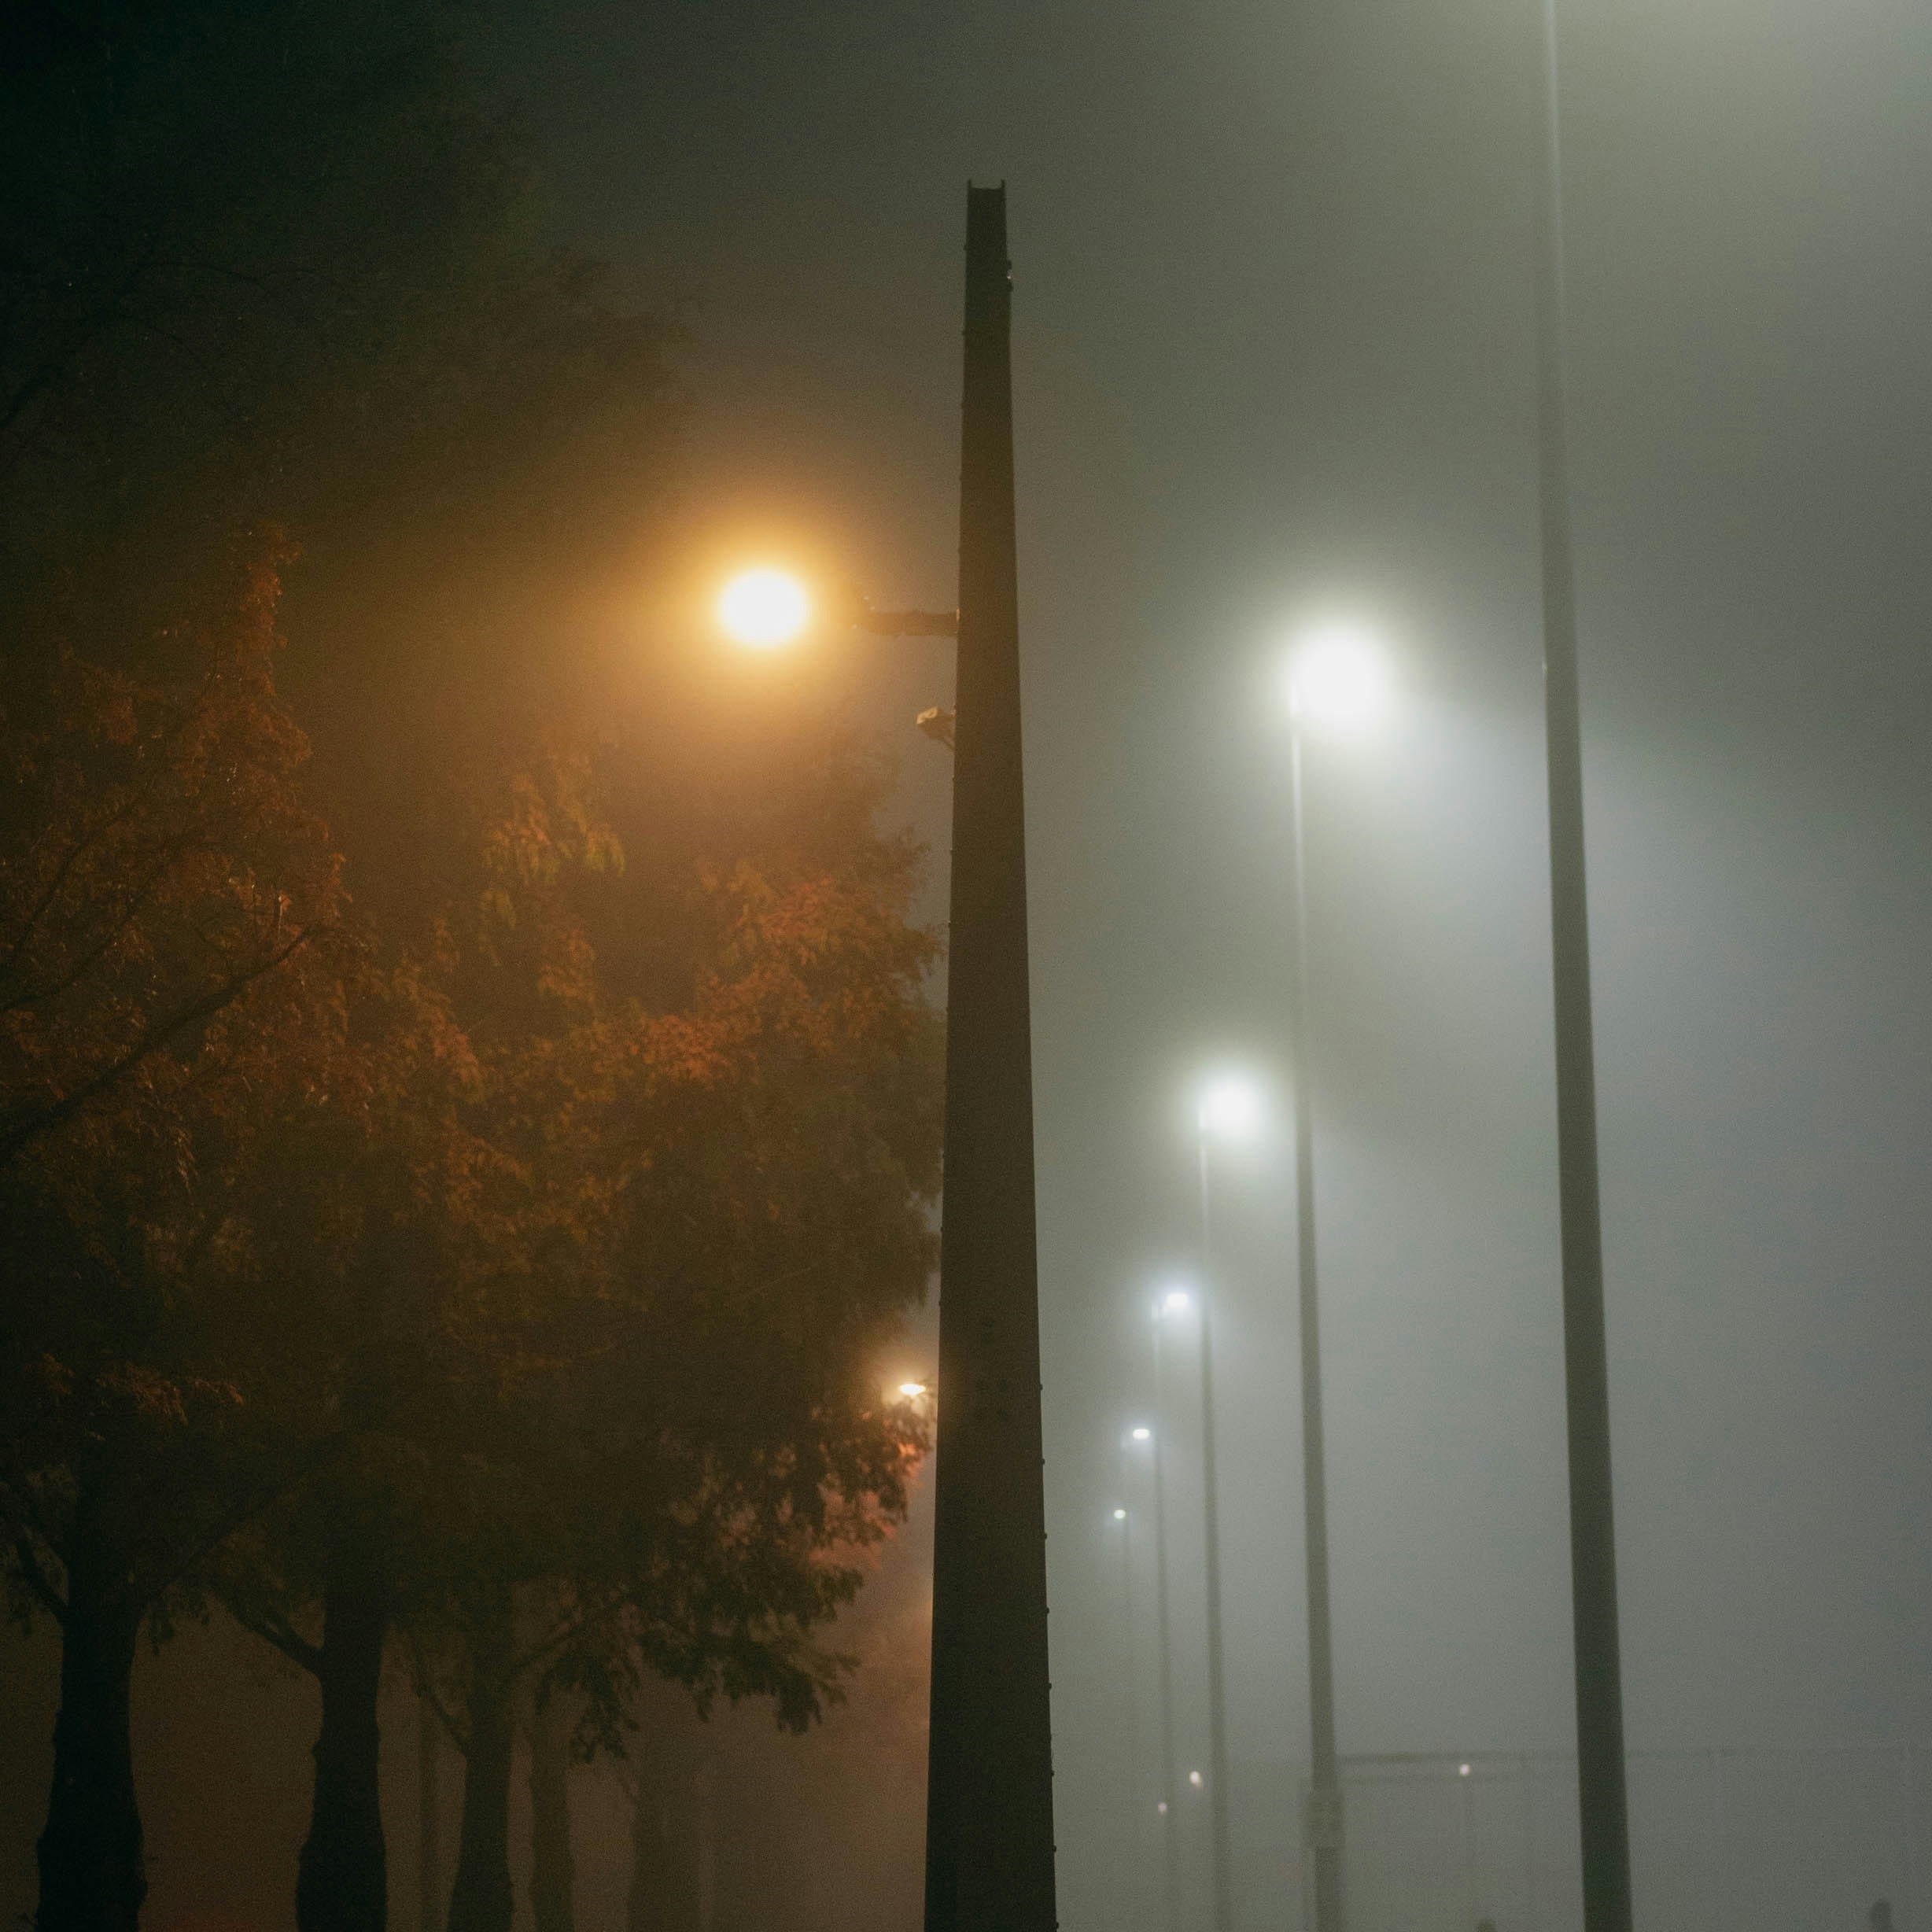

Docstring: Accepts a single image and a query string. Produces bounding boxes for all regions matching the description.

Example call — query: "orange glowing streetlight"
[713,566,961,743]
[717,566,814,648]
[714,567,957,650]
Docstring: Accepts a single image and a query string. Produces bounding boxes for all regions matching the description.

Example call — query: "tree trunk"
[527,1696,574,1932]
[35,1489,146,1932]
[446,1604,515,1932]
[296,1557,391,1932]
[625,1699,703,1932]
[418,1691,443,1932]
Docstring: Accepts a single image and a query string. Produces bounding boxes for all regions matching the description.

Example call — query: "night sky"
[9,2,1932,1927]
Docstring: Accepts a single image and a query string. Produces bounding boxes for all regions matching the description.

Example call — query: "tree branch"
[0,923,323,1168]
[221,1596,323,1676]
[9,1531,68,1626]
[0,784,150,981]
[411,1639,470,1757]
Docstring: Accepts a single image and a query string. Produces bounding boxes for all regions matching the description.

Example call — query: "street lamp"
[1108,1484,1143,1926]
[1142,1332,1184,1932]
[1280,621,1388,1932]
[1191,1070,1265,1932]
[717,566,814,648]
[717,190,1054,1932]
[1287,624,1387,733]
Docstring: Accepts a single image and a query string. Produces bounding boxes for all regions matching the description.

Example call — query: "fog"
[489,0,1932,1920]
[6,1,1929,1927]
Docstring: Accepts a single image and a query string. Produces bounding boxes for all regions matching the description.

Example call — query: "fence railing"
[1334,1746,1928,1932]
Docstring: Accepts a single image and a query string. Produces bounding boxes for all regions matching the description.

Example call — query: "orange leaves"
[0,534,347,1180]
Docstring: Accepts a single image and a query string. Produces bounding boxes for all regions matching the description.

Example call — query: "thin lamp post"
[1150,1328,1183,1932]
[1112,1491,1143,1925]
[1193,1135,1235,1932]
[1285,699,1344,1932]
[1531,8,1635,1931]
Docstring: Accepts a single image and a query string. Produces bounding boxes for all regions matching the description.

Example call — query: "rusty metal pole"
[923,182,1060,1932]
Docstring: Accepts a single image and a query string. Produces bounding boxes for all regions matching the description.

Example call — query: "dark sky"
[466,0,1932,1920]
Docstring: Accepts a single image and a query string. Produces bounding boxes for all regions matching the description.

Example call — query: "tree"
[212,708,940,1932]
[0,538,347,1932]
[426,719,942,1932]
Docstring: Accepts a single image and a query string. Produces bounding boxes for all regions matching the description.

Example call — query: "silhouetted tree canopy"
[0,9,943,1932]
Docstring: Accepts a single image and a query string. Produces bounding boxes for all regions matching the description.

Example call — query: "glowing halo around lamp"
[1131,1426,1152,1442]
[1289,623,1388,731]
[1161,1289,1192,1317]
[1198,1073,1265,1142]
[717,567,813,648]
[898,1381,928,1399]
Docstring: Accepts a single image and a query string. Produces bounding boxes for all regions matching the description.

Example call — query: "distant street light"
[1199,1073,1266,1145]
[1287,624,1388,734]
[1280,621,1389,1932]
[1191,1072,1266,1932]
[899,1381,930,1399]
[1141,1345,1183,1932]
[1109,1487,1142,1923]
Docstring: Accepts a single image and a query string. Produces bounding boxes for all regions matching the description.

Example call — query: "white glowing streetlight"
[1188,1069,1255,1932]
[1287,621,1388,733]
[898,1380,929,1399]
[717,566,813,648]
[1141,1325,1184,1932]
[1197,1072,1265,1143]
[1160,1289,1191,1318]
[1274,613,1392,1932]
[1112,1507,1127,1521]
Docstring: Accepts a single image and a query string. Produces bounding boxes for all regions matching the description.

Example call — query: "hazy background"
[478,0,1932,1919]
[8,0,1931,1926]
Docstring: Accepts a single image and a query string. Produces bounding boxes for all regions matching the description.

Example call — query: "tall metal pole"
[1286,721,1344,1932]
[923,182,1059,1932]
[1531,9,1635,1931]
[1152,1323,1183,1932]
[1194,1145,1235,1932]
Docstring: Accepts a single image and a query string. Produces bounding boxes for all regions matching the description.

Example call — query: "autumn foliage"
[1,548,943,1932]
[2,10,947,1932]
